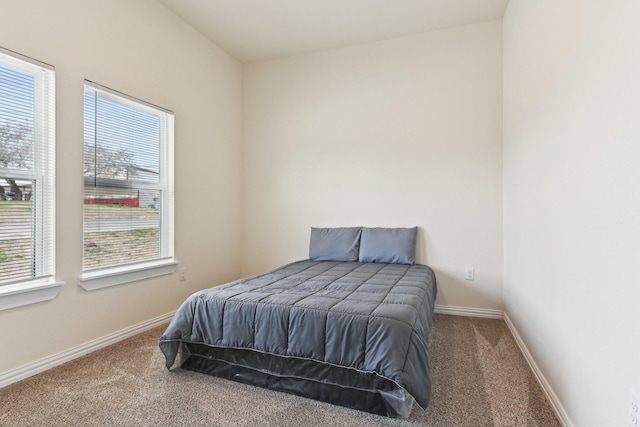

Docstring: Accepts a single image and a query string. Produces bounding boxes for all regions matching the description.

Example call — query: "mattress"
[159,260,437,417]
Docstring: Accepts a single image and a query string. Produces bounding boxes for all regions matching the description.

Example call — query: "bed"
[159,227,437,418]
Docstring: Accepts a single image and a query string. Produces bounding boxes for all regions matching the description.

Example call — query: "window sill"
[79,259,179,291]
[0,279,65,312]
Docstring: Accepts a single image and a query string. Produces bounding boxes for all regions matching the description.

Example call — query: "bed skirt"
[178,342,414,418]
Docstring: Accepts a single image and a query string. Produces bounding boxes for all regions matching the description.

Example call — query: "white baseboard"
[503,312,573,427]
[434,304,503,319]
[0,311,175,389]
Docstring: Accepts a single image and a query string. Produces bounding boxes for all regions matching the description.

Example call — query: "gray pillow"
[309,227,362,262]
[359,227,418,265]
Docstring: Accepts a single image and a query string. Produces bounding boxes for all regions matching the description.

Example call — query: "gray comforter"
[159,260,437,411]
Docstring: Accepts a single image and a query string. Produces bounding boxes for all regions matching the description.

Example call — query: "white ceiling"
[158,0,508,63]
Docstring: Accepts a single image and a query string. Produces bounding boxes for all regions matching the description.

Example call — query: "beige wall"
[503,1,640,425]
[242,21,504,311]
[0,0,243,374]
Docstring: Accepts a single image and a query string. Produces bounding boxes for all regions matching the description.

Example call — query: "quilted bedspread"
[159,260,437,409]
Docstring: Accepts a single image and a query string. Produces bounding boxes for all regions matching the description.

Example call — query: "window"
[0,48,55,288]
[81,81,175,290]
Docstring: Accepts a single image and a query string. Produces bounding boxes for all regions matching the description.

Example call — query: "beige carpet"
[0,314,560,426]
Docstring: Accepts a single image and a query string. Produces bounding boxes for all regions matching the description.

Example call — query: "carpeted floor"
[0,314,560,426]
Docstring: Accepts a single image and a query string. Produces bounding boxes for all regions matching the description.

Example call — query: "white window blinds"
[0,48,55,286]
[82,82,174,272]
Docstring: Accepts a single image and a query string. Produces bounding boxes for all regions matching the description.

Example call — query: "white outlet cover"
[631,388,640,426]
[464,267,475,281]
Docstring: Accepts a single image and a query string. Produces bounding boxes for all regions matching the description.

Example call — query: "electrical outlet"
[179,267,187,282]
[631,389,640,426]
[464,267,475,281]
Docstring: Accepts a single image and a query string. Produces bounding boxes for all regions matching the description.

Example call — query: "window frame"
[79,81,176,291]
[0,47,62,311]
